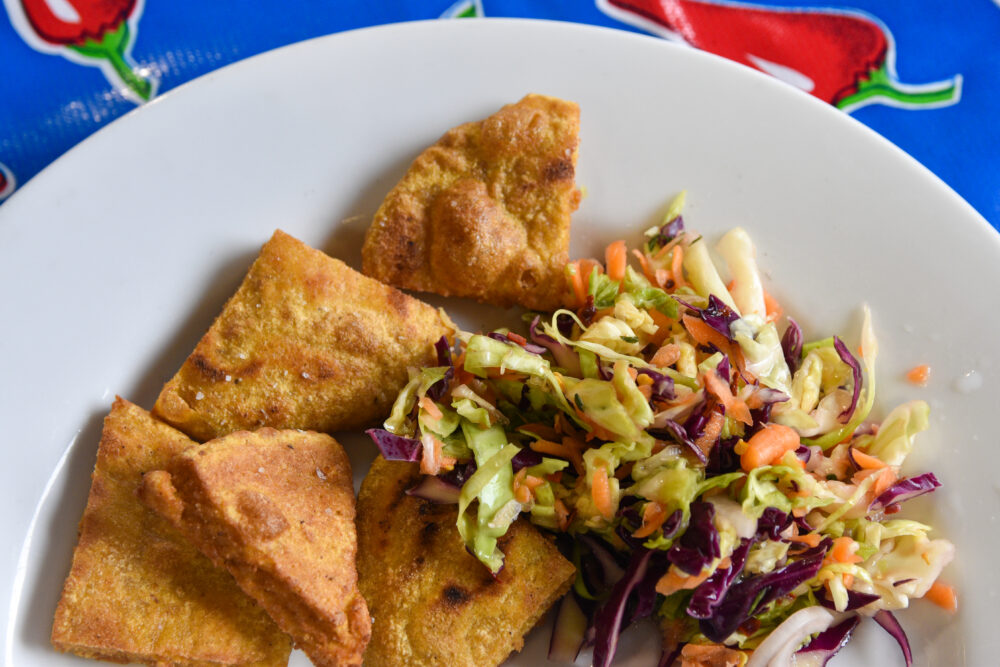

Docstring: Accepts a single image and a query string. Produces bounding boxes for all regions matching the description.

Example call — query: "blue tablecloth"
[2,1,998,226]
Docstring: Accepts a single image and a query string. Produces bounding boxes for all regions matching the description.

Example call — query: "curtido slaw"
[367,195,956,666]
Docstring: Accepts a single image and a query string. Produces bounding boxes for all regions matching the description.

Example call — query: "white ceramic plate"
[2,18,995,666]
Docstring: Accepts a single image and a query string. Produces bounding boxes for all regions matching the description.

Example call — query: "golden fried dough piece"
[141,428,371,667]
[152,229,452,441]
[51,397,291,667]
[362,94,581,311]
[356,456,576,667]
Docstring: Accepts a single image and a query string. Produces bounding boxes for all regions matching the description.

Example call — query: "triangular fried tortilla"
[52,398,291,666]
[152,230,452,442]
[362,94,581,311]
[356,456,576,667]
[140,428,370,667]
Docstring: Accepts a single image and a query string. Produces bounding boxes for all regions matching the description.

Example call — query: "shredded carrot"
[653,235,684,261]
[694,410,724,458]
[651,343,681,368]
[554,498,571,531]
[627,366,639,380]
[512,468,532,503]
[546,471,563,484]
[787,533,822,548]
[829,537,863,564]
[420,434,445,475]
[633,501,669,538]
[567,261,587,307]
[506,331,528,346]
[419,396,443,420]
[763,289,783,323]
[906,364,931,386]
[704,370,753,426]
[520,423,561,441]
[925,580,959,612]
[656,559,728,596]
[524,475,545,490]
[740,423,801,471]
[647,309,675,345]
[530,438,574,459]
[638,384,653,400]
[591,465,614,519]
[606,240,628,283]
[682,314,732,354]
[871,466,898,498]
[851,448,887,470]
[632,248,659,285]
[670,245,687,289]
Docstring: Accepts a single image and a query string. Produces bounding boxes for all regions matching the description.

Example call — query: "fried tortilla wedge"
[153,229,453,442]
[362,94,581,311]
[140,428,371,667]
[356,456,576,667]
[51,398,291,666]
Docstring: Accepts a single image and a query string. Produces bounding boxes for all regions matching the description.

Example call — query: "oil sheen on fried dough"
[362,94,581,311]
[356,456,576,667]
[153,229,452,442]
[140,428,370,667]
[51,397,291,666]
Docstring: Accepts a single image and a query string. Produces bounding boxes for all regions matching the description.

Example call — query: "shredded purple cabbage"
[756,508,792,541]
[579,535,626,587]
[687,538,753,619]
[717,356,731,383]
[591,548,669,667]
[699,540,830,642]
[668,502,720,575]
[781,318,803,374]
[702,295,740,341]
[795,445,812,465]
[868,472,941,514]
[662,215,685,241]
[366,428,421,462]
[405,476,461,503]
[818,589,880,611]
[706,436,741,476]
[637,368,676,401]
[833,336,862,422]
[434,336,452,366]
[651,421,708,465]
[873,610,913,667]
[510,448,543,472]
[439,460,477,487]
[425,367,453,401]
[529,315,582,375]
[798,616,860,665]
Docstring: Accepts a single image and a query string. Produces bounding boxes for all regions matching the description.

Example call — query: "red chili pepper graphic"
[599,0,961,111]
[8,0,156,102]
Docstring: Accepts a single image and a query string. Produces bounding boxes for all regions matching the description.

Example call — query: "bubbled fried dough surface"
[140,428,370,667]
[362,94,581,311]
[356,456,576,667]
[51,397,291,667]
[152,229,452,442]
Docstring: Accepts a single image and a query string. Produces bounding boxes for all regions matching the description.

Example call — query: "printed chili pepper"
[598,0,962,112]
[4,0,158,103]
[0,162,14,202]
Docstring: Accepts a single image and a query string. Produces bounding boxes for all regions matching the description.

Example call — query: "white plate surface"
[1,18,996,666]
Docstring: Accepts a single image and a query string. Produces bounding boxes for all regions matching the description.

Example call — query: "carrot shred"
[925,580,959,612]
[567,261,587,308]
[419,396,443,420]
[606,240,628,283]
[682,314,732,353]
[763,289,783,323]
[851,448,887,470]
[906,364,931,386]
[506,331,528,346]
[647,309,674,345]
[651,343,681,368]
[638,384,653,400]
[554,498,571,531]
[632,249,659,286]
[871,466,898,498]
[704,370,753,426]
[633,501,668,538]
[694,409,724,458]
[787,533,822,548]
[829,537,862,564]
[591,465,614,519]
[520,423,561,441]
[740,423,801,471]
[656,559,728,596]
[670,245,687,289]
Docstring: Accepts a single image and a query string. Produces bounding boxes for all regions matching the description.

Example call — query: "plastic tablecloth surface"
[2,1,998,226]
